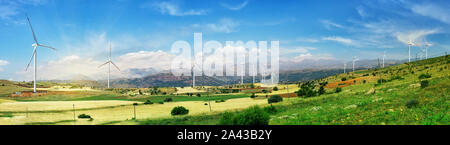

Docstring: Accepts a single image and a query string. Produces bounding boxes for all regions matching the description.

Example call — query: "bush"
[268,95,283,104]
[341,77,347,81]
[218,106,270,125]
[233,106,270,125]
[171,106,189,116]
[263,105,278,114]
[218,112,235,125]
[164,98,173,102]
[419,73,432,79]
[318,86,325,95]
[133,103,139,106]
[158,101,164,104]
[405,99,419,108]
[196,93,201,97]
[250,93,257,98]
[420,80,429,88]
[273,87,278,91]
[78,114,91,119]
[144,100,153,105]
[335,87,342,93]
[215,99,226,103]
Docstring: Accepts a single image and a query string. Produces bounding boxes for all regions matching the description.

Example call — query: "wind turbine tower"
[407,38,416,63]
[98,43,120,88]
[352,56,358,72]
[25,15,57,93]
[424,38,432,59]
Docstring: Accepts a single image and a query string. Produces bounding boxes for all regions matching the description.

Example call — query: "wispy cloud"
[0,0,48,20]
[221,0,248,10]
[322,36,356,45]
[0,59,8,72]
[356,5,368,18]
[395,29,440,45]
[410,3,450,24]
[144,1,207,16]
[320,19,345,30]
[190,18,240,33]
[296,37,319,43]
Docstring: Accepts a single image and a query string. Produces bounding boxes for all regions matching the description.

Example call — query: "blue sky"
[0,0,449,80]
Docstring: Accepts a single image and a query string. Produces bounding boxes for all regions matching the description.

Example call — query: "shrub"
[377,79,388,84]
[233,106,270,125]
[133,103,139,106]
[78,114,91,119]
[204,103,208,105]
[144,100,153,105]
[215,99,226,103]
[405,99,419,108]
[273,87,278,91]
[196,93,201,97]
[318,86,325,96]
[268,95,283,104]
[171,106,189,116]
[218,112,235,125]
[335,87,342,93]
[418,73,432,79]
[164,98,173,102]
[263,105,278,114]
[250,93,256,98]
[341,77,347,81]
[158,101,164,104]
[420,80,429,88]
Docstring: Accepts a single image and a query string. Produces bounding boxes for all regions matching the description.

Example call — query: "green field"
[0,55,448,125]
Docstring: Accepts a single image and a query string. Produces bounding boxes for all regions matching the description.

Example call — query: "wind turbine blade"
[98,61,110,68]
[109,42,112,59]
[110,61,120,71]
[37,44,56,50]
[25,49,36,71]
[26,14,39,44]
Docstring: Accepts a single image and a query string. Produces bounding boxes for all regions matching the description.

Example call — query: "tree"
[318,86,325,96]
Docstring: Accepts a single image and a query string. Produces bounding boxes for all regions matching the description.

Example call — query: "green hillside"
[133,55,449,125]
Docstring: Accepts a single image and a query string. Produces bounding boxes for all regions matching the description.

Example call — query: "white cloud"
[284,53,335,63]
[280,46,317,56]
[146,1,207,16]
[296,37,319,43]
[0,59,8,66]
[394,29,440,45]
[410,3,450,24]
[116,50,176,78]
[320,20,345,30]
[191,18,239,33]
[0,59,8,72]
[221,0,248,10]
[322,36,356,45]
[0,0,47,20]
[356,6,368,18]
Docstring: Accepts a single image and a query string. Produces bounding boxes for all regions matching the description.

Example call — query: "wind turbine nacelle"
[32,43,38,47]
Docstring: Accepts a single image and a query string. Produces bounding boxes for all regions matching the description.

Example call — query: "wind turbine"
[424,38,432,59]
[352,56,358,72]
[407,37,416,63]
[344,63,347,73]
[240,62,245,85]
[98,42,120,88]
[25,15,57,93]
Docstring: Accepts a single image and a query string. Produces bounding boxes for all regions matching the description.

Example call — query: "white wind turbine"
[344,63,347,73]
[25,15,57,93]
[424,38,433,59]
[352,56,358,72]
[407,37,416,63]
[98,43,120,88]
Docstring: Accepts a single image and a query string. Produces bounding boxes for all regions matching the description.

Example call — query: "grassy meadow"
[0,55,448,125]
